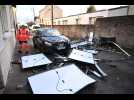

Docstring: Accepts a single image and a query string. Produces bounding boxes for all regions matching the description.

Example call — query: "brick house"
[39,5,63,25]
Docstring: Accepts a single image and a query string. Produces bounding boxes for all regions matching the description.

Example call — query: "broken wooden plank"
[94,61,107,77]
[112,42,131,57]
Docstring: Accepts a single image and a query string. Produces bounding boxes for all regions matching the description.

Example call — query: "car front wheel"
[33,37,38,48]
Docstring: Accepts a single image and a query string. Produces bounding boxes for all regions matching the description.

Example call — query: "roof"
[39,5,48,13]
[108,6,128,10]
[54,9,107,19]
[53,6,128,20]
[39,5,62,14]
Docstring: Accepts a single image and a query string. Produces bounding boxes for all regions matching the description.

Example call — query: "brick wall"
[95,15,134,49]
[41,25,94,40]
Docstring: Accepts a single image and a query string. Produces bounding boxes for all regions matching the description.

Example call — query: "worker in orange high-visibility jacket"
[16,24,31,53]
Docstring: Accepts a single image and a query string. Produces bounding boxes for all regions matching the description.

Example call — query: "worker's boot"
[18,50,22,53]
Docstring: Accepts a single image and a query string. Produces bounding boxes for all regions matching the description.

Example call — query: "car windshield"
[40,28,61,36]
[33,26,40,29]
[46,29,61,36]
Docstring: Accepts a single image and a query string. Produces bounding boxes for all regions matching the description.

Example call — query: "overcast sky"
[16,5,127,23]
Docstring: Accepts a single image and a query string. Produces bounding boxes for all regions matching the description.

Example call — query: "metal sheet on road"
[21,53,52,69]
[28,64,96,94]
[68,49,95,64]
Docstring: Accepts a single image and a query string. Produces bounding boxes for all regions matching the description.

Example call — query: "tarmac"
[2,41,134,94]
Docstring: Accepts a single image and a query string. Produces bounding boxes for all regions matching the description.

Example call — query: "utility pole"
[51,5,53,28]
[33,7,35,22]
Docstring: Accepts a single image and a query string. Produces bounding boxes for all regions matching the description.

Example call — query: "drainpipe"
[51,5,53,28]
[127,6,129,15]
[33,8,35,22]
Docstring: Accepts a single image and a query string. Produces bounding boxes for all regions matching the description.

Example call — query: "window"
[40,19,42,23]
[53,21,56,25]
[64,20,68,25]
[42,18,43,23]
[89,17,92,25]
[92,17,96,25]
[76,18,80,25]
[62,20,68,25]
[58,21,60,25]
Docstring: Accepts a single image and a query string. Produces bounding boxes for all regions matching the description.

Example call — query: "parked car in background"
[33,28,71,54]
[30,24,40,33]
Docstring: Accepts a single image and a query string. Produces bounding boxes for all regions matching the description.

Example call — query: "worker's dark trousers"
[18,41,29,54]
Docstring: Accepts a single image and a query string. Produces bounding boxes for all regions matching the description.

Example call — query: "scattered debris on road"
[16,84,24,90]
[17,32,133,94]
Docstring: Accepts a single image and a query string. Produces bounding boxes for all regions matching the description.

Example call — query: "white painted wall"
[53,10,108,25]
[128,5,134,15]
[108,7,128,17]
[78,10,108,24]
[41,7,129,25]
[0,5,16,87]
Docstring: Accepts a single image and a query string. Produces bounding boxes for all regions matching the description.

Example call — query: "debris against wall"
[95,15,134,49]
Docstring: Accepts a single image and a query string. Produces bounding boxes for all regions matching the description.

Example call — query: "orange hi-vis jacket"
[16,28,30,42]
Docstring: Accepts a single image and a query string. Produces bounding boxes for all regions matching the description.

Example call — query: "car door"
[37,31,44,46]
[33,30,42,47]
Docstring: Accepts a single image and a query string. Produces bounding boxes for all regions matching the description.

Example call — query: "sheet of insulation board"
[21,53,52,69]
[28,64,96,94]
[68,49,95,64]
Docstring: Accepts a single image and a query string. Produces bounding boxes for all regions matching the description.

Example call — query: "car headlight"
[44,41,52,46]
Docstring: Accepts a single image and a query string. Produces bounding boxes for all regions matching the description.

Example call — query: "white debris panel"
[21,53,52,69]
[28,64,96,94]
[68,49,95,64]
[70,41,88,48]
[83,49,98,54]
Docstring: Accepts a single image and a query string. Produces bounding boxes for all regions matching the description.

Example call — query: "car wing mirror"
[35,35,40,38]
